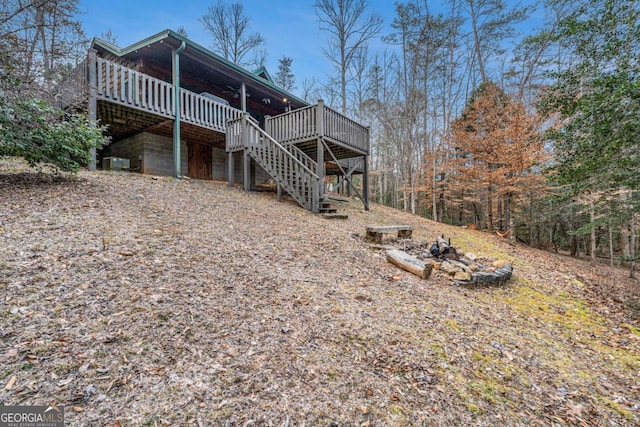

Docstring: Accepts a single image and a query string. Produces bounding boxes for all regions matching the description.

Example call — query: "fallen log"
[386,249,433,280]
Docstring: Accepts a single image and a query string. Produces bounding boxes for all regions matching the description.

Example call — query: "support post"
[316,100,325,200]
[242,115,251,191]
[316,137,324,199]
[241,82,247,112]
[243,152,251,191]
[227,152,234,187]
[88,49,97,171]
[363,154,370,211]
[346,159,352,197]
[265,115,271,135]
[172,41,186,178]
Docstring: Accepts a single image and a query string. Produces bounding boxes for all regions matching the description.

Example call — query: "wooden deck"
[265,103,369,160]
[60,53,370,212]
[61,55,369,159]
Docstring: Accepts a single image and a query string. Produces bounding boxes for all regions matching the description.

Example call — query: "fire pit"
[409,236,514,286]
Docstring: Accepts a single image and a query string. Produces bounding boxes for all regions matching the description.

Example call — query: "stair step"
[319,208,338,214]
[321,213,348,220]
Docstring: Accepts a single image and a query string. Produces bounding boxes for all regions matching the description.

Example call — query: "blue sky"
[77,1,541,97]
[77,0,397,91]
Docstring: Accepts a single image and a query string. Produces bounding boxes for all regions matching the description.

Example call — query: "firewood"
[386,249,433,280]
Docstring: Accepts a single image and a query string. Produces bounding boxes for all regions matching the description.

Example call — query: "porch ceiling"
[97,101,225,149]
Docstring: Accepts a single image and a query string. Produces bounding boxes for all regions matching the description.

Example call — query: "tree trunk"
[631,212,636,279]
[609,222,614,267]
[432,155,437,222]
[620,190,631,258]
[487,184,494,232]
[589,195,596,264]
[505,193,514,241]
[468,0,487,82]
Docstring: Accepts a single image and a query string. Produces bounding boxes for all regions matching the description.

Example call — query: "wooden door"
[187,142,212,180]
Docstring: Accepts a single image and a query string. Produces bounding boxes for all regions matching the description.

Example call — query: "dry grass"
[1,160,639,426]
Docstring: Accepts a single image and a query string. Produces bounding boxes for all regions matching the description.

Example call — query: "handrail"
[226,116,244,152]
[231,115,320,212]
[289,144,317,173]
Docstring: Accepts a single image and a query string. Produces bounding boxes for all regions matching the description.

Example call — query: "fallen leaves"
[4,376,17,390]
[1,165,639,426]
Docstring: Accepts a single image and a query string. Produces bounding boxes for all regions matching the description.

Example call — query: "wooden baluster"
[119,66,125,102]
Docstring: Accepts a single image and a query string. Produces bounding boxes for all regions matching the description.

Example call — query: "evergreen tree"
[275,56,296,92]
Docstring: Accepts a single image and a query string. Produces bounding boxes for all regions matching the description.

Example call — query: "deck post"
[88,48,97,171]
[316,100,325,201]
[346,159,352,197]
[227,152,234,187]
[241,82,247,112]
[363,154,370,211]
[242,114,251,191]
[264,115,271,134]
[172,41,186,178]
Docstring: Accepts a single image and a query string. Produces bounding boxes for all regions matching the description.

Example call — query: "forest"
[308,0,639,276]
[1,0,638,275]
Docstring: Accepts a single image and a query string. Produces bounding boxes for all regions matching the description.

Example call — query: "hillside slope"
[1,166,639,426]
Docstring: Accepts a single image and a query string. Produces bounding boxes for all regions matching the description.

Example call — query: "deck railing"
[265,105,317,143]
[180,89,242,132]
[58,53,242,131]
[322,104,369,154]
[56,58,89,110]
[93,56,175,118]
[265,101,370,154]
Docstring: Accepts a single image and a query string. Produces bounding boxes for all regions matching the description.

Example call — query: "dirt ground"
[1,163,639,426]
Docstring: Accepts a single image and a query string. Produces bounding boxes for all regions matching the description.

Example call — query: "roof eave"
[90,29,308,107]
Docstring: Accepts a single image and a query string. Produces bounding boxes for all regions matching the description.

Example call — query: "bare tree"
[200,1,265,67]
[314,0,382,114]
[275,56,296,92]
[1,0,86,99]
[101,28,117,44]
[176,26,188,38]
[300,77,321,103]
[465,0,530,83]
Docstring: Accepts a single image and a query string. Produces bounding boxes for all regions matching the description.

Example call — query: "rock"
[493,259,506,268]
[465,252,478,261]
[440,261,463,274]
[448,260,472,273]
[454,271,472,281]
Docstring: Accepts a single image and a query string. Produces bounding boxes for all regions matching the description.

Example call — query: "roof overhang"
[91,30,308,117]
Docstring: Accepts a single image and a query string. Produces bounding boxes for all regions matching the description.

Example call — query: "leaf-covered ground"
[1,161,639,426]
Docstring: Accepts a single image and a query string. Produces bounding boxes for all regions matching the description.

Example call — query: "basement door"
[187,142,213,180]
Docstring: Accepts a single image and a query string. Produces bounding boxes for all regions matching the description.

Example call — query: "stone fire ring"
[456,264,514,286]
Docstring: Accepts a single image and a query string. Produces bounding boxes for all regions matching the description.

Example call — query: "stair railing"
[228,114,320,212]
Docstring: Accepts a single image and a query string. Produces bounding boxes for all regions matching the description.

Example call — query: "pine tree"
[275,56,296,92]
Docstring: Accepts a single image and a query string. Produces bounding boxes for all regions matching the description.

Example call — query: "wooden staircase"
[227,115,321,213]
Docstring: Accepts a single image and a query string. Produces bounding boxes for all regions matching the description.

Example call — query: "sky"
[77,0,397,95]
[76,1,542,98]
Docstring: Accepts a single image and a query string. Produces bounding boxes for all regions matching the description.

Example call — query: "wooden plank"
[366,225,413,233]
[386,249,433,280]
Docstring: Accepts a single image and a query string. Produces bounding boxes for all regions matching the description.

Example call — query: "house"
[59,29,370,213]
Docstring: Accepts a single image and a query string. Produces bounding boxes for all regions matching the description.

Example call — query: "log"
[386,249,433,280]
